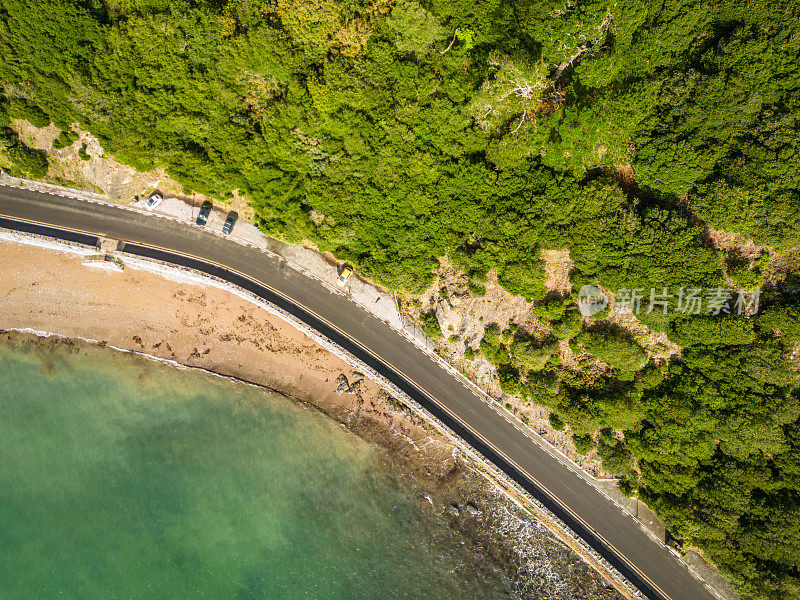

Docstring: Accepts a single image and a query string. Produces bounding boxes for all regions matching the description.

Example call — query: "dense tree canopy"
[0,0,798,597]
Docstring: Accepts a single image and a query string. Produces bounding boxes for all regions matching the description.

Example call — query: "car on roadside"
[337,265,353,287]
[144,193,163,211]
[196,201,212,226]
[222,211,238,234]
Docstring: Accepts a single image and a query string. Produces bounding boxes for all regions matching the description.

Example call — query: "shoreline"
[0,325,456,474]
[0,327,626,600]
[0,235,631,600]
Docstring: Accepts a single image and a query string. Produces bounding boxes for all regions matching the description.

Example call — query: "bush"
[534,298,568,321]
[482,324,502,347]
[522,371,563,405]
[597,430,637,481]
[727,256,763,289]
[510,336,559,372]
[78,144,90,161]
[52,129,79,149]
[467,279,485,296]
[577,327,648,378]
[497,363,520,394]
[498,258,547,302]
[0,127,48,179]
[573,434,594,455]
[551,307,583,340]
[757,305,800,346]
[480,337,509,365]
[419,310,442,340]
[635,365,668,390]
[480,324,510,365]
[670,315,756,347]
[549,412,565,430]
[0,101,9,128]
[7,100,50,128]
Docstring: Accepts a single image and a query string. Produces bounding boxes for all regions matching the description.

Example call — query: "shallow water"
[0,340,514,599]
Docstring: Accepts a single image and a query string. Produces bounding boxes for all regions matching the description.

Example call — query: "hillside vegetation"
[0,1,798,597]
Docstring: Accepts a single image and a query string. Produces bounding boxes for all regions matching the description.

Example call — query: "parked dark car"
[222,211,238,234]
[196,201,212,226]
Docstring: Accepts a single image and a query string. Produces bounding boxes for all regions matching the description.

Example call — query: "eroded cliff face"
[9,119,255,221]
[402,252,686,479]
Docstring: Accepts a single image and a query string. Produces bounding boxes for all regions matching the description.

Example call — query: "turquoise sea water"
[0,340,513,599]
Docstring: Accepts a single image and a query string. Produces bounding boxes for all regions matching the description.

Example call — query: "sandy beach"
[0,238,463,479]
[0,236,630,600]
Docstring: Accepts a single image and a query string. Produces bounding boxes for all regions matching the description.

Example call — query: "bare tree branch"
[440,29,459,55]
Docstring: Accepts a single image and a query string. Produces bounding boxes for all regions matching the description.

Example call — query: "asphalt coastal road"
[0,185,718,600]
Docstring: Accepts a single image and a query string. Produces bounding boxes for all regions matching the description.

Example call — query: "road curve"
[0,185,718,600]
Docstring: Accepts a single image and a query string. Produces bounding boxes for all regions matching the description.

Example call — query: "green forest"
[0,0,798,598]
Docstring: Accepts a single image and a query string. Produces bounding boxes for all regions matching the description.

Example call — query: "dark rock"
[465,501,481,516]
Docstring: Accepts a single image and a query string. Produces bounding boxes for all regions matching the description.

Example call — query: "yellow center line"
[0,212,674,600]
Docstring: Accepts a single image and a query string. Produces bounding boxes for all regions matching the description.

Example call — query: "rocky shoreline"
[0,238,625,600]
